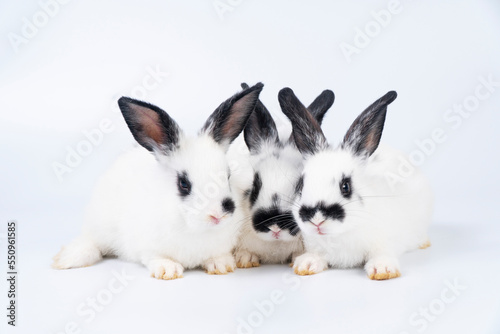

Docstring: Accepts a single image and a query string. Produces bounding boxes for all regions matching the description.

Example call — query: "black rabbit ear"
[342,91,397,157]
[279,87,328,155]
[201,83,264,151]
[307,90,335,126]
[118,97,181,155]
[241,82,279,154]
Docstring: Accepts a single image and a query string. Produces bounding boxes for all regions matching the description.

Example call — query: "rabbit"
[52,83,264,280]
[234,83,335,268]
[279,88,433,280]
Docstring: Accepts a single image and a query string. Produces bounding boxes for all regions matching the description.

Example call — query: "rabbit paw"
[52,238,102,269]
[148,259,184,280]
[419,239,431,249]
[365,257,401,280]
[205,254,236,275]
[293,253,327,276]
[235,250,260,268]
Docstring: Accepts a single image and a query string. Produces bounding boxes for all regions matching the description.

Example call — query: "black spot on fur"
[322,203,345,221]
[299,202,345,222]
[249,172,262,207]
[272,194,279,207]
[177,171,192,198]
[298,206,316,222]
[222,198,235,214]
[295,175,304,196]
[252,208,299,236]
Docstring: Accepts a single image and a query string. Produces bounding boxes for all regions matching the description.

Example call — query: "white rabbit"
[279,88,433,280]
[52,83,264,280]
[233,84,335,268]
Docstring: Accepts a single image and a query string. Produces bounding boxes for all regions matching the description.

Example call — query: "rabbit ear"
[279,87,328,155]
[201,82,264,151]
[241,82,279,154]
[307,90,335,126]
[342,91,397,157]
[118,97,181,154]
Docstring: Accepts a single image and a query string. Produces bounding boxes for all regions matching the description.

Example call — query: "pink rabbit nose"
[311,220,325,227]
[269,225,281,239]
[209,215,222,225]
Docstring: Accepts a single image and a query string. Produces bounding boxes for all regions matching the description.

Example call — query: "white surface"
[1,1,500,333]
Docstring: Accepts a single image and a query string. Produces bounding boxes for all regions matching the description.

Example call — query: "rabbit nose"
[310,220,325,227]
[269,224,281,233]
[209,215,222,225]
[269,224,281,239]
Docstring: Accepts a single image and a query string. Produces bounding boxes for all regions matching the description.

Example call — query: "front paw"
[235,249,260,268]
[147,259,184,280]
[293,253,327,276]
[365,257,401,280]
[205,254,236,275]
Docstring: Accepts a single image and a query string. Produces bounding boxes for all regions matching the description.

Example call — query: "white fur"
[232,140,305,266]
[293,144,433,278]
[53,135,243,278]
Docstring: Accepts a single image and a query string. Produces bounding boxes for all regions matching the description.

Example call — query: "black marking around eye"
[249,172,262,207]
[295,175,304,196]
[299,202,345,222]
[252,208,298,235]
[177,171,192,198]
[340,175,352,199]
[222,197,235,214]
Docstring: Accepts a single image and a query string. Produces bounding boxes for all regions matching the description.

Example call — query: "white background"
[1,1,499,333]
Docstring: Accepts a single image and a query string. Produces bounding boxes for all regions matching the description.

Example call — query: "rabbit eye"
[177,172,192,197]
[340,176,352,198]
[179,179,189,189]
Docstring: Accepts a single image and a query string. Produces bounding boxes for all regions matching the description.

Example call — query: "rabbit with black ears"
[279,88,432,280]
[53,83,264,280]
[234,84,335,268]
